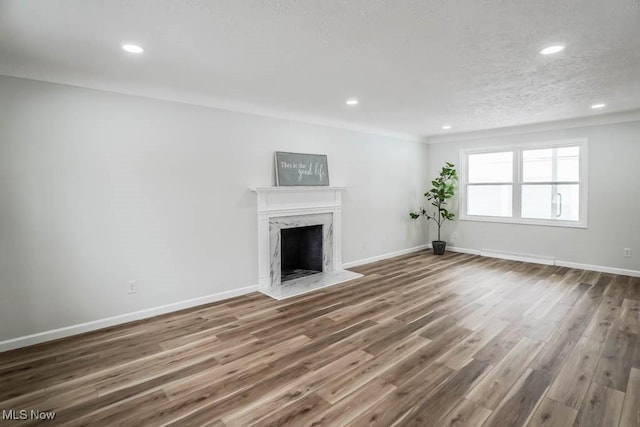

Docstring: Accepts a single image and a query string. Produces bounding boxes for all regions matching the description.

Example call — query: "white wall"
[427,120,640,272]
[0,76,429,342]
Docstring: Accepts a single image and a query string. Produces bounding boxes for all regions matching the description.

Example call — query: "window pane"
[468,152,513,183]
[523,146,580,182]
[521,184,580,221]
[467,185,512,217]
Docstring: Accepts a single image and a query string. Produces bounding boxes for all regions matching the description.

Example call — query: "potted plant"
[410,162,458,255]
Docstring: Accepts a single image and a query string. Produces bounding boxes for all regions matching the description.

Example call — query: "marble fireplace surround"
[250,186,363,300]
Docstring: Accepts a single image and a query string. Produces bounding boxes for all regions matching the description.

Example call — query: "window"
[460,140,587,228]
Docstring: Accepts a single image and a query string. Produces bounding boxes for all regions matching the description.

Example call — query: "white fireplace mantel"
[250,186,346,217]
[250,186,361,299]
[250,186,347,192]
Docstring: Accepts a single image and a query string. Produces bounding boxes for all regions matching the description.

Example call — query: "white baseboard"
[554,260,640,278]
[0,285,258,353]
[343,244,430,268]
[479,249,555,266]
[447,245,640,277]
[3,245,637,353]
[446,246,481,256]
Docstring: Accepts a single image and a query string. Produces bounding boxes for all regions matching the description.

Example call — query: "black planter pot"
[432,240,447,255]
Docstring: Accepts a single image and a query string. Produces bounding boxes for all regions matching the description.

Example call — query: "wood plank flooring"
[1,251,639,426]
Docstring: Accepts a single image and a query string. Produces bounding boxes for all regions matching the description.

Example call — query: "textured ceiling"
[1,0,639,138]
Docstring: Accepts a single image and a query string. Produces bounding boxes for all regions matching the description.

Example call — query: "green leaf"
[414,162,457,225]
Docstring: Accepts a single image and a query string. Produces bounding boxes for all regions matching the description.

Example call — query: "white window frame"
[459,138,588,228]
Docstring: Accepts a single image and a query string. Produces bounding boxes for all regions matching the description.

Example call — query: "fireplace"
[251,186,363,299]
[281,225,324,282]
[268,212,333,289]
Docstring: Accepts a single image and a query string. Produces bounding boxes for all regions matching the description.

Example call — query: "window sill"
[459,215,588,229]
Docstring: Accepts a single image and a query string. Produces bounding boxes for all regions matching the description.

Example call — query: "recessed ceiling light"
[539,45,565,55]
[442,125,452,130]
[346,99,359,106]
[591,103,606,109]
[122,43,144,54]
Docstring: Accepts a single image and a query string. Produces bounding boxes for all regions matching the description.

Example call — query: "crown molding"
[426,109,640,144]
[0,74,424,143]
[4,74,638,145]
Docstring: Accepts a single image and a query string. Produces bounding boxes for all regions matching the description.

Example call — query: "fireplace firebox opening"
[280,225,323,282]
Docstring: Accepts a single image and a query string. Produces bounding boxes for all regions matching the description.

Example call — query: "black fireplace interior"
[281,225,323,282]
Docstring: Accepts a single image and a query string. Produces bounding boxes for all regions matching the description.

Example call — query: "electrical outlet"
[623,248,632,258]
[128,280,137,294]
[451,232,459,242]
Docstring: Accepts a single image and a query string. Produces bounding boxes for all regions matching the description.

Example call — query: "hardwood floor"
[1,251,639,426]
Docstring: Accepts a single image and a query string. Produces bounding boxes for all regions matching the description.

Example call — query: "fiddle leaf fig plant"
[410,162,458,243]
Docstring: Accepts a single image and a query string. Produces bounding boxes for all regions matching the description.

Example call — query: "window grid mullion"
[520,181,580,185]
[513,148,521,220]
[466,182,514,186]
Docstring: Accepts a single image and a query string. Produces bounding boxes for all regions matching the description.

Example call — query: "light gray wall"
[427,121,640,271]
[0,76,429,341]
